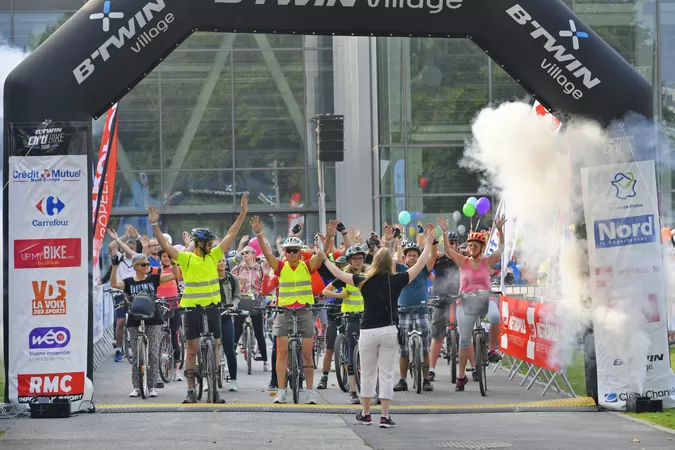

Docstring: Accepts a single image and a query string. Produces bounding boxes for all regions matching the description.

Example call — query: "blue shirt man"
[396,262,430,306]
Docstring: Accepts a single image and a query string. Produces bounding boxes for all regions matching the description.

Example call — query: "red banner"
[499,296,561,372]
[92,104,119,278]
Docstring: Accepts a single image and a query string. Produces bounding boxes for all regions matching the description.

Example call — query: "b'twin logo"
[14,238,82,269]
[215,0,463,15]
[74,0,174,84]
[29,327,71,349]
[17,372,85,403]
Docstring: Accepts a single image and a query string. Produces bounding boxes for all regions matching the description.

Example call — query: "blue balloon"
[398,210,412,225]
[467,197,478,206]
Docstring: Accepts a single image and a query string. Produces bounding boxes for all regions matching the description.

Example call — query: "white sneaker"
[273,389,287,404]
[149,388,158,398]
[229,380,239,392]
[305,389,318,405]
[129,389,140,397]
[175,370,184,382]
[264,362,271,372]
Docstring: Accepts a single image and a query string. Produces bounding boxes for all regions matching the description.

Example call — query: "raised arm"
[110,256,126,290]
[437,216,465,266]
[426,239,438,272]
[406,225,435,283]
[251,216,278,272]
[147,206,179,261]
[107,228,137,259]
[219,195,249,253]
[159,262,178,284]
[486,215,507,268]
[237,234,250,252]
[317,249,354,286]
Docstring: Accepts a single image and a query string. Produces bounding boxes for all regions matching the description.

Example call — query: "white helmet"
[282,236,303,248]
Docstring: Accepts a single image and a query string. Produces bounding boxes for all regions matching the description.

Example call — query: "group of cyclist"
[105,192,506,427]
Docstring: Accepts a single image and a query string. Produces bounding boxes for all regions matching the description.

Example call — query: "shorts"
[325,316,341,351]
[399,312,431,357]
[431,303,449,340]
[184,306,222,341]
[114,293,128,320]
[272,309,314,339]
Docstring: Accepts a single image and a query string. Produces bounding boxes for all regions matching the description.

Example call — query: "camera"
[366,236,380,250]
[336,222,346,234]
[393,228,401,239]
[292,224,303,235]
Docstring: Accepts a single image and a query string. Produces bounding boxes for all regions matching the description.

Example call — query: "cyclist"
[156,248,183,383]
[250,215,323,404]
[147,194,249,404]
[437,216,505,392]
[218,258,241,391]
[428,231,461,382]
[393,240,437,393]
[321,244,368,404]
[110,252,179,397]
[231,245,270,372]
[317,225,436,428]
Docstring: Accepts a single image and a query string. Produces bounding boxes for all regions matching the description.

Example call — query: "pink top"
[458,258,492,306]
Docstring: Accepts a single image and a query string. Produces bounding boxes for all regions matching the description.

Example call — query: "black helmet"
[403,242,422,256]
[191,228,217,243]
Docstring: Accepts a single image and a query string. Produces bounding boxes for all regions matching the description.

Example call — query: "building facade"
[1,0,672,245]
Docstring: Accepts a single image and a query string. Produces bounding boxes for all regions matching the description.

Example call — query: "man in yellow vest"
[148,195,248,404]
[251,215,323,404]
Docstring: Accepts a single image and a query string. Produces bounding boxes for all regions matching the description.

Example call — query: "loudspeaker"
[316,115,344,162]
[30,399,71,419]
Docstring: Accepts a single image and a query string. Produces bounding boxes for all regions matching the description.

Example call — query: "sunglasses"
[136,263,150,267]
[285,248,300,254]
[242,251,254,255]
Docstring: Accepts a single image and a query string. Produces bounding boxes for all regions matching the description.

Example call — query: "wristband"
[150,222,158,226]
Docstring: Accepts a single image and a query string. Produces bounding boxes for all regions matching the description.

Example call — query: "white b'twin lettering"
[74,0,174,84]
[215,0,462,14]
[506,4,600,100]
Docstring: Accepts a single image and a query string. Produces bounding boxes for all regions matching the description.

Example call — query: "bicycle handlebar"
[173,303,232,315]
[255,304,324,314]
[398,303,429,314]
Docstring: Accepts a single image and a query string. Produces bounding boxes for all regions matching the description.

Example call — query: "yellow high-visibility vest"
[341,284,364,313]
[278,260,314,306]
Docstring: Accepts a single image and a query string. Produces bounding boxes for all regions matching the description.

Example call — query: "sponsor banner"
[484,199,504,257]
[8,154,89,406]
[287,192,304,237]
[499,296,561,372]
[581,161,675,410]
[6,121,90,157]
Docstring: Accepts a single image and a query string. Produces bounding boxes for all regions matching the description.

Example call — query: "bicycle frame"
[399,303,428,394]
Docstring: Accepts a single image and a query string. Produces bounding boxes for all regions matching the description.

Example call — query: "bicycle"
[157,296,181,384]
[174,303,229,403]
[333,311,362,393]
[113,296,135,364]
[460,290,497,397]
[219,306,244,388]
[429,294,460,384]
[398,303,429,394]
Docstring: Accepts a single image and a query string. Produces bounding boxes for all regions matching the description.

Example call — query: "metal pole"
[318,160,327,234]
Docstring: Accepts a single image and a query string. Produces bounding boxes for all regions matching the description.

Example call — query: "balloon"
[419,176,429,188]
[416,211,424,221]
[457,225,467,236]
[435,226,443,238]
[476,197,491,216]
[467,197,478,206]
[248,238,262,256]
[452,211,462,222]
[408,227,416,237]
[398,210,411,225]
[463,202,476,218]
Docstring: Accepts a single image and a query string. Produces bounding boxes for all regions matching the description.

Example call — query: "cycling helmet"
[467,231,488,245]
[447,231,459,242]
[282,236,303,248]
[191,227,217,243]
[346,244,368,259]
[403,242,422,256]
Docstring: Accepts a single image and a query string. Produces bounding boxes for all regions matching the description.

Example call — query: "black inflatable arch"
[2,0,653,404]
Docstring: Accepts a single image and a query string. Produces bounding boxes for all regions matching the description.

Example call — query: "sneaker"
[114,350,123,363]
[175,370,184,382]
[355,412,372,425]
[349,392,360,404]
[183,389,198,404]
[305,389,318,405]
[264,362,271,372]
[149,388,158,398]
[393,379,408,392]
[273,389,287,404]
[156,381,164,389]
[316,376,328,390]
[379,416,396,428]
[488,349,502,363]
[213,393,226,404]
[268,381,278,391]
[472,371,480,382]
[229,380,239,392]
[422,378,433,392]
[455,375,468,392]
[129,389,140,397]
[428,370,435,382]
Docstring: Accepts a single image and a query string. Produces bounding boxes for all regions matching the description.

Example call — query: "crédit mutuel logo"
[74,0,174,85]
[506,4,599,100]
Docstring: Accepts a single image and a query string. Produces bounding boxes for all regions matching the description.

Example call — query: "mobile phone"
[336,222,346,233]
[393,228,401,239]
[292,224,302,234]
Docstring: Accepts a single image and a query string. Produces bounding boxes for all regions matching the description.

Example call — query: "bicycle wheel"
[196,345,204,401]
[333,334,349,392]
[475,333,487,396]
[413,336,422,395]
[137,337,148,399]
[218,342,226,389]
[205,339,218,403]
[450,330,458,384]
[312,327,319,370]
[245,328,253,375]
[178,327,186,370]
[124,326,134,364]
[159,331,173,384]
[353,343,361,394]
[290,340,301,404]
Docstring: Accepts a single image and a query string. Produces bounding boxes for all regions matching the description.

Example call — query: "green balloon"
[463,202,476,218]
[435,225,443,238]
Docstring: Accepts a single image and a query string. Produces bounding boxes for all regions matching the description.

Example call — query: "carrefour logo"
[593,215,655,248]
[36,197,65,216]
[12,169,82,183]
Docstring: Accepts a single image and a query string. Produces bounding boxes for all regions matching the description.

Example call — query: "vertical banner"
[287,192,304,236]
[582,161,675,410]
[484,198,505,257]
[92,104,119,283]
[6,121,90,407]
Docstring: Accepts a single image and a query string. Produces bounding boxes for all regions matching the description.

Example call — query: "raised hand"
[182,231,192,246]
[327,219,339,238]
[437,216,449,233]
[107,228,119,240]
[494,214,507,231]
[250,216,263,235]
[276,234,283,245]
[240,234,250,245]
[240,193,249,214]
[382,222,393,240]
[424,223,436,244]
[139,235,150,248]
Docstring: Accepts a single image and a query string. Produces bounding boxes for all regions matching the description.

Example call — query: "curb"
[609,411,675,437]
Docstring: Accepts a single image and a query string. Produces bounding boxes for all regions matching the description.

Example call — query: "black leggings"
[346,319,360,376]
[234,313,267,362]
[169,315,181,362]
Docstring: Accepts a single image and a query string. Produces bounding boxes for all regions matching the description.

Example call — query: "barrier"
[495,295,576,397]
[92,284,115,371]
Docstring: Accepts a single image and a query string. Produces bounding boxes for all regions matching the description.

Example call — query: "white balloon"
[457,225,466,236]
[452,211,462,222]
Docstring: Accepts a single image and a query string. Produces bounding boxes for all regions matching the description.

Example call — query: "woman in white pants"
[318,225,435,428]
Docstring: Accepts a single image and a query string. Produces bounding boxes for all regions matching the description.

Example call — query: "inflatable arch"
[2,0,652,405]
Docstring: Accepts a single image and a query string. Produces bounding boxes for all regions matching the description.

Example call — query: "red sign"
[31,280,67,315]
[17,372,85,403]
[14,238,81,269]
[499,296,561,373]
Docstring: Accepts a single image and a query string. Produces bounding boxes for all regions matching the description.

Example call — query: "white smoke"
[460,101,661,395]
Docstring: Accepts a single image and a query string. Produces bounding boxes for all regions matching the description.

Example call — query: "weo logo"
[17,372,84,403]
[32,280,67,315]
[506,4,600,100]
[29,327,71,349]
[75,0,174,84]
[14,238,82,269]
[593,215,655,249]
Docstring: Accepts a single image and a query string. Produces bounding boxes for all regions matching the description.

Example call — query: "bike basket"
[130,291,156,319]
[239,296,263,314]
[460,291,490,317]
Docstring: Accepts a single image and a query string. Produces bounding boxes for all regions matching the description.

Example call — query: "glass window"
[0,13,9,46]
[234,34,303,50]
[379,197,407,228]
[406,147,480,195]
[378,147,406,197]
[113,171,162,211]
[160,49,233,170]
[118,76,160,170]
[235,169,305,209]
[491,60,528,104]
[0,1,9,11]
[178,31,233,51]
[14,12,73,51]
[12,0,84,10]
[162,170,235,210]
